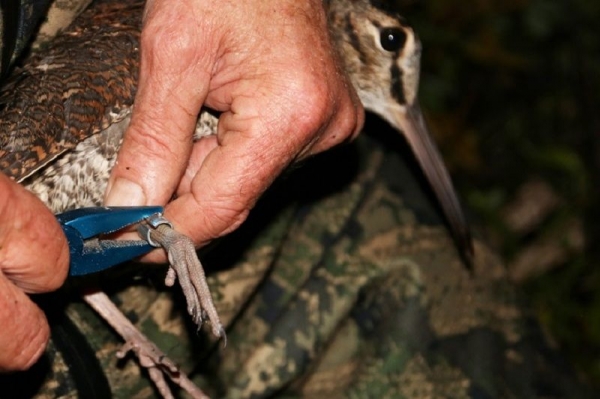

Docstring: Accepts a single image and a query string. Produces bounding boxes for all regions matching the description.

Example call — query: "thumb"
[105,1,214,207]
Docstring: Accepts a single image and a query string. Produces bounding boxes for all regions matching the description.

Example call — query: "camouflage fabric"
[3,131,592,398]
[0,1,593,398]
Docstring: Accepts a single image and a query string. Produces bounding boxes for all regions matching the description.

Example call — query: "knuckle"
[291,78,364,150]
[294,83,332,130]
[141,15,197,59]
[140,18,209,77]
[282,88,334,152]
[283,73,362,140]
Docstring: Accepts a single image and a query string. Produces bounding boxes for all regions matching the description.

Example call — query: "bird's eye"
[379,28,406,52]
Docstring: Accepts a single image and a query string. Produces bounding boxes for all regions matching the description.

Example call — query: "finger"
[164,73,363,248]
[0,273,50,371]
[176,136,218,196]
[0,174,69,292]
[302,92,365,158]
[178,97,363,198]
[164,128,285,247]
[163,86,338,246]
[105,1,215,206]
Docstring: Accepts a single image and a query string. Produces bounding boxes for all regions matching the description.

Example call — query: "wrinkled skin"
[0,0,362,371]
[0,175,69,371]
[0,1,593,397]
[8,134,593,398]
[105,0,364,254]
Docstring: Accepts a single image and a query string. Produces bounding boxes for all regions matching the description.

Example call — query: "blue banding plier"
[56,206,164,276]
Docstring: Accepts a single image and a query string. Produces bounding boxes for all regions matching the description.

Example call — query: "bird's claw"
[140,222,225,343]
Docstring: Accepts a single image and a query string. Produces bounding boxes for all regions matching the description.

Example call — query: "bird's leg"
[79,215,223,399]
[139,218,226,345]
[83,291,209,399]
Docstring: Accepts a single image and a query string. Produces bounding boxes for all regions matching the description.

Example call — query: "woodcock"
[0,0,472,397]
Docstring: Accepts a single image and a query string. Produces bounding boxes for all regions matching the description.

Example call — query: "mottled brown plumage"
[0,0,472,396]
[0,1,141,182]
[0,1,471,263]
[1,4,222,396]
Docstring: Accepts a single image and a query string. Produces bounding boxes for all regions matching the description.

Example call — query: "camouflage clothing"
[1,132,591,398]
[0,1,593,398]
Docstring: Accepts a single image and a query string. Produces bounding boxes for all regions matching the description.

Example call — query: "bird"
[0,0,471,396]
[328,0,473,262]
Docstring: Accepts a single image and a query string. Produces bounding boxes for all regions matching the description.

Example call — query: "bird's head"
[328,0,474,263]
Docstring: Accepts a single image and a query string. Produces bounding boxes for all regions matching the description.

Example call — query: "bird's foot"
[83,291,209,399]
[140,218,226,345]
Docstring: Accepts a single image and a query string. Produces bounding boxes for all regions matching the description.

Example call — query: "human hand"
[0,173,69,371]
[105,0,364,256]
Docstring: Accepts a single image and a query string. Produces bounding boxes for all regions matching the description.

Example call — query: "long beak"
[393,103,474,264]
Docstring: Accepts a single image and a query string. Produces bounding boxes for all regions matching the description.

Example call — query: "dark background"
[397,0,600,386]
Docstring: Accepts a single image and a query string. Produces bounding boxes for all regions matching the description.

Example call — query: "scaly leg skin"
[80,217,224,398]
[143,223,226,346]
[83,291,210,399]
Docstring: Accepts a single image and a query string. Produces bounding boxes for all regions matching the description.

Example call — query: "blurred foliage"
[397,0,600,386]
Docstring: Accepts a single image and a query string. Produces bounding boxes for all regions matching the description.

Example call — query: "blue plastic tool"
[56,206,164,276]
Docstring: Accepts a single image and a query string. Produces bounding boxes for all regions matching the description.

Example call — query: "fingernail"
[105,178,146,206]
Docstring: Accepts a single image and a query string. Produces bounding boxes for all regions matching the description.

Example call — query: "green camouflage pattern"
[4,133,592,398]
[0,1,593,398]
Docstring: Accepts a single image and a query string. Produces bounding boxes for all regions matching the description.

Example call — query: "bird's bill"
[392,103,473,262]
